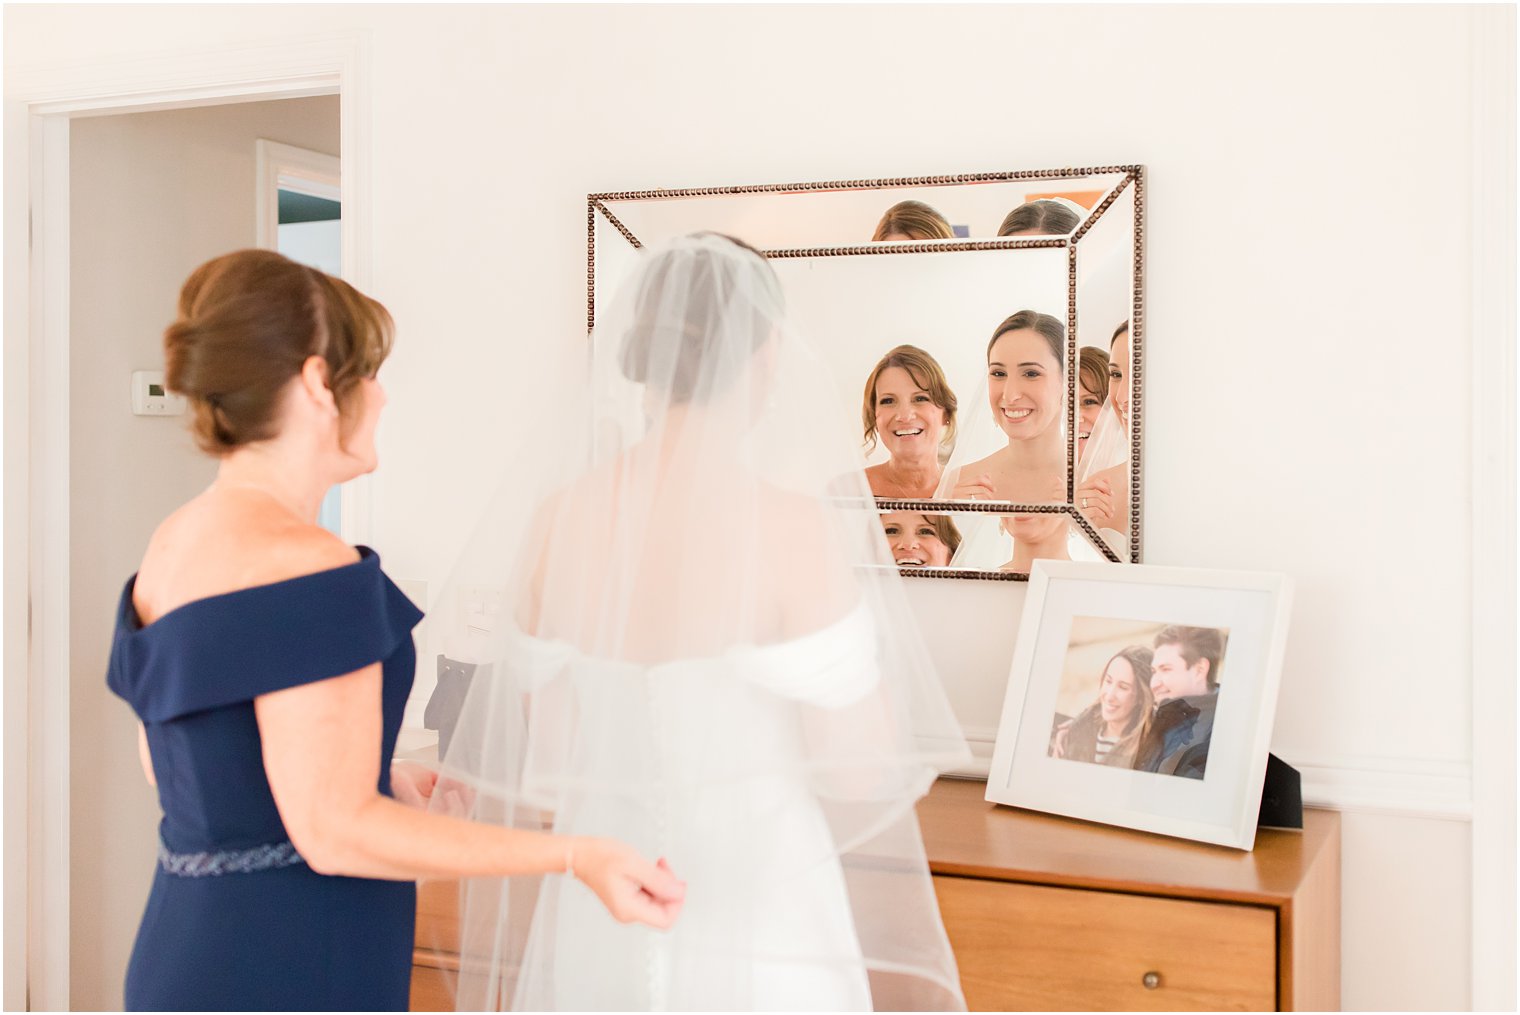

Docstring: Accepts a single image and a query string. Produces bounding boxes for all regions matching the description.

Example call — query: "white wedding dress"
[509,604,878,1010]
[426,234,969,1012]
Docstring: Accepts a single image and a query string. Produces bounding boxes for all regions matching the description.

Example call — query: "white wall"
[5,6,1507,1011]
[66,96,339,1011]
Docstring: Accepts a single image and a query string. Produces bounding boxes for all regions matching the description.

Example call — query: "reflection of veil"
[1076,399,1129,558]
[423,234,970,1010]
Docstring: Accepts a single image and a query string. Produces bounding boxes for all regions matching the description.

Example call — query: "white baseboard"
[955,725,1472,822]
[1287,753,1473,822]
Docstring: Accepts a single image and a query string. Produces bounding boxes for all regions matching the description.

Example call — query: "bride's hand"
[952,473,996,501]
[1076,477,1115,529]
[390,761,440,810]
[571,839,686,930]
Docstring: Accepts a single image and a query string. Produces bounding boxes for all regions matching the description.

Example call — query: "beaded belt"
[158,838,306,877]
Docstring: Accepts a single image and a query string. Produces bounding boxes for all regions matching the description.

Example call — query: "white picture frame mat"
[987,561,1292,849]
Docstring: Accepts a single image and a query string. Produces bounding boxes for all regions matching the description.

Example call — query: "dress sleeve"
[734,601,881,709]
[114,556,423,723]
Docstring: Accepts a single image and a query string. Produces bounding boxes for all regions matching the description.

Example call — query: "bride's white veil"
[422,232,970,1010]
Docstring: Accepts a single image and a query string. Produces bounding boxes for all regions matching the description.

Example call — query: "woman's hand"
[1050,719,1073,759]
[571,838,686,930]
[1076,477,1115,529]
[390,761,439,810]
[951,473,996,501]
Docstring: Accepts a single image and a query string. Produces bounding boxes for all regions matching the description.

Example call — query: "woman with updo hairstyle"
[872,199,955,241]
[942,309,1067,506]
[619,231,783,404]
[862,344,958,498]
[997,198,1082,237]
[1074,320,1133,543]
[107,250,683,1011]
[1076,345,1111,461]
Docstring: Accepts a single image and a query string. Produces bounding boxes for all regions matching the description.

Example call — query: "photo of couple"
[1048,619,1229,779]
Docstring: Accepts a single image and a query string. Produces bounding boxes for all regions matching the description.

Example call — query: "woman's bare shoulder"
[137,497,358,621]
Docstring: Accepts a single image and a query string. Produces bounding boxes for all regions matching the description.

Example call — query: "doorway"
[8,39,367,1010]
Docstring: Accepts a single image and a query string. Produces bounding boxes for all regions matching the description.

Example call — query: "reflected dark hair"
[1153,626,1225,690]
[998,199,1081,237]
[987,310,1065,369]
[930,514,963,558]
[882,513,963,562]
[1078,346,1110,402]
[871,200,954,241]
[619,232,783,403]
[164,249,393,456]
[1111,320,1129,346]
[861,344,958,454]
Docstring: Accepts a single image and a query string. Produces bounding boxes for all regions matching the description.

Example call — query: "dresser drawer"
[934,874,1278,1011]
[409,951,455,1012]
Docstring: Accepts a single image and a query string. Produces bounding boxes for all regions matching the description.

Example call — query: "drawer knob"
[1142,971,1162,990]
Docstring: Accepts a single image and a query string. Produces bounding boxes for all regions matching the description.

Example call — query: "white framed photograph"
[985,561,1293,850]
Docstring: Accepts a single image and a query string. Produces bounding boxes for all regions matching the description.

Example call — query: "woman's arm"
[256,665,683,927]
[137,723,156,787]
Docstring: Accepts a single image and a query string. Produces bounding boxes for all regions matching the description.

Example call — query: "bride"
[425,233,970,1010]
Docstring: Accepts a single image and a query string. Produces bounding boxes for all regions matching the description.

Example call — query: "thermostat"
[131,370,186,416]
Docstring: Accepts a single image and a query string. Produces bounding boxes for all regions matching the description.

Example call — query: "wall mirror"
[588,166,1144,580]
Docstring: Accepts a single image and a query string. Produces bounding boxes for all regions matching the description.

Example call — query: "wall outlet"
[131,370,186,416]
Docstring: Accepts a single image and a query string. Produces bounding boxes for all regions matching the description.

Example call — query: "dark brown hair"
[1078,346,1111,403]
[1153,626,1226,690]
[164,249,393,455]
[619,232,783,404]
[986,310,1065,369]
[861,344,958,454]
[871,200,954,241]
[997,199,1080,237]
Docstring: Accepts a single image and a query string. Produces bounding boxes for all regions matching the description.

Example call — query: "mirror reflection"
[875,510,1114,574]
[591,167,1142,578]
[597,172,1129,250]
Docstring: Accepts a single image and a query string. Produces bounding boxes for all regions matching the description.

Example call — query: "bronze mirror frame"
[587,165,1145,581]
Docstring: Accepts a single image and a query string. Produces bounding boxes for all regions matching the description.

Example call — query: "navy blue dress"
[107,547,424,1012]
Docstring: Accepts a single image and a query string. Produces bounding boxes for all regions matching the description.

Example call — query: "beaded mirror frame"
[586,165,1145,581]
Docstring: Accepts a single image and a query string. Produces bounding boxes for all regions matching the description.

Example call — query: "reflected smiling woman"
[998,512,1071,573]
[1077,346,1111,461]
[862,345,958,499]
[1050,646,1155,768]
[942,310,1067,505]
[880,512,961,568]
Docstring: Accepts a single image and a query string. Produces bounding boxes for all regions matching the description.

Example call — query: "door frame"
[3,32,372,1010]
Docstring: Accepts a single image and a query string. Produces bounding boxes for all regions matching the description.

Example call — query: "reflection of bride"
[936,310,1067,505]
[1075,322,1132,556]
[936,311,1071,570]
[426,233,970,1011]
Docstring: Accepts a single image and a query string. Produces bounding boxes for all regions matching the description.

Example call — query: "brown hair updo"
[997,199,1081,237]
[987,310,1065,369]
[871,200,954,242]
[619,232,783,404]
[164,249,393,455]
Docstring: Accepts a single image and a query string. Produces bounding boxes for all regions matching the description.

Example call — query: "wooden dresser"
[411,777,1340,1011]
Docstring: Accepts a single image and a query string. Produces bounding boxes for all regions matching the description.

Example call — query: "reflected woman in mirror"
[997,512,1071,573]
[1049,646,1155,768]
[997,198,1081,237]
[881,512,961,568]
[940,311,1067,505]
[1077,346,1111,463]
[862,345,958,498]
[1076,321,1132,546]
[871,200,954,241]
